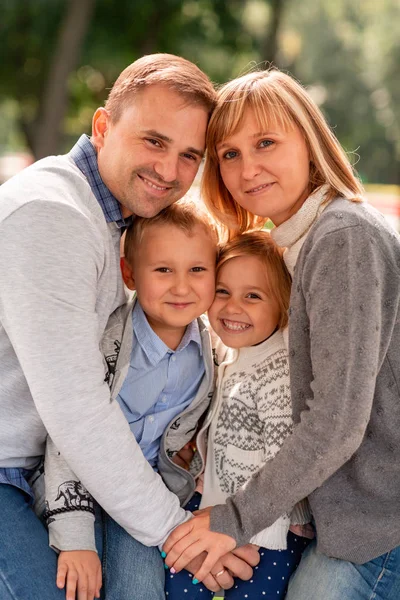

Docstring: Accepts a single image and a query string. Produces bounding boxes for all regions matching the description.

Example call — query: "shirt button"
[162,395,167,403]
[171,356,176,362]
[148,415,154,423]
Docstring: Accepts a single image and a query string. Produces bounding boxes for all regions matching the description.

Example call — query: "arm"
[0,202,189,546]
[44,436,96,552]
[163,222,395,576]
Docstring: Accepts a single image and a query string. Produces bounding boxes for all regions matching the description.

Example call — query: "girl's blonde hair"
[217,230,291,329]
[202,69,364,237]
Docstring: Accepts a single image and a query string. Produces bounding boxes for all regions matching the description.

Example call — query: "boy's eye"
[155,267,171,273]
[191,266,205,272]
[216,288,229,295]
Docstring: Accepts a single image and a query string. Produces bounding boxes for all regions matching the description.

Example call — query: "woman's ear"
[120,257,136,290]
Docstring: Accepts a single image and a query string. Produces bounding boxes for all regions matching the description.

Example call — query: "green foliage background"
[1,0,399,183]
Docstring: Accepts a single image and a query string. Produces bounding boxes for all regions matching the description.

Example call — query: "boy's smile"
[124,222,216,349]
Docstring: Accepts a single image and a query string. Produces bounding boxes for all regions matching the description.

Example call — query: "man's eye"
[183,153,197,161]
[147,138,162,147]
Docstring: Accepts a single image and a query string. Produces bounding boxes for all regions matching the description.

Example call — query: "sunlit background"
[1,0,399,225]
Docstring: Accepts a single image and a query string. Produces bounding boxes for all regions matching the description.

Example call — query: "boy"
[44,200,219,599]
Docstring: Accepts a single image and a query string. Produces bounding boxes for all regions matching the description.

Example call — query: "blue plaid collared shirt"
[0,467,35,501]
[69,134,129,229]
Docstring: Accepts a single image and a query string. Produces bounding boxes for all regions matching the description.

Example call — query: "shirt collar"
[132,301,202,366]
[69,134,128,229]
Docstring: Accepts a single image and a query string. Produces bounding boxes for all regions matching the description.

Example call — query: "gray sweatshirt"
[0,155,190,546]
[211,197,400,564]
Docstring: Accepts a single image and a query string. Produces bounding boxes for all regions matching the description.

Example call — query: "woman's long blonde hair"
[202,69,364,238]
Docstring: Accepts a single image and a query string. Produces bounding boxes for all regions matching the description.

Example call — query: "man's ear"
[91,107,109,150]
[120,257,136,290]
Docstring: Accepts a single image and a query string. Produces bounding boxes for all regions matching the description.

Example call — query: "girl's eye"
[191,266,205,272]
[247,293,261,300]
[259,139,273,149]
[216,288,229,295]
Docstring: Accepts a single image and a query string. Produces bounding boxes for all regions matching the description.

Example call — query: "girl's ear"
[120,257,136,290]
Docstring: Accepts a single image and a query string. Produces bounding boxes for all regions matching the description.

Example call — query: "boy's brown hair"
[217,230,292,329]
[124,199,219,266]
[105,54,216,123]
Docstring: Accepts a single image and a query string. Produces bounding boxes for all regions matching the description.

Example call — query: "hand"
[56,550,102,600]
[185,552,234,592]
[163,508,236,584]
[223,544,260,578]
[171,441,196,471]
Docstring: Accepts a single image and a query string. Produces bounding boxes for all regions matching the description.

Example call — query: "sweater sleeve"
[45,436,96,552]
[210,222,394,546]
[0,201,189,546]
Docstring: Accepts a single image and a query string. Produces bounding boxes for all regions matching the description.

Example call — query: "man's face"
[92,85,209,218]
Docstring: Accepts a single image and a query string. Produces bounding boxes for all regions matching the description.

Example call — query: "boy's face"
[124,223,216,348]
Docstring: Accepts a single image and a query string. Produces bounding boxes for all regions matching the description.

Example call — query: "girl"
[163,69,400,600]
[165,231,311,599]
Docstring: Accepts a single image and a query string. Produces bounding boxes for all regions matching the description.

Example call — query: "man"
[0,54,216,599]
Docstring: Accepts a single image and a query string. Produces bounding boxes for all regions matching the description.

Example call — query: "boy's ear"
[120,257,136,290]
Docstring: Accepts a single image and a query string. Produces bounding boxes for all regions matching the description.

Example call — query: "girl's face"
[208,255,281,348]
[216,108,310,226]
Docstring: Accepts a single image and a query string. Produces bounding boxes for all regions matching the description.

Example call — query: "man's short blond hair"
[105,54,216,123]
[217,230,291,329]
[124,199,219,266]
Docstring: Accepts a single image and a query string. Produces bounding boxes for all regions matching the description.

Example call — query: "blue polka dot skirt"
[164,493,310,600]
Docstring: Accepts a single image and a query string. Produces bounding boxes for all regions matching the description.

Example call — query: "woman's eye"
[259,139,273,149]
[222,150,238,160]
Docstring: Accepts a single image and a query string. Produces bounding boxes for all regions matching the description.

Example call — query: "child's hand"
[171,441,196,470]
[57,550,102,600]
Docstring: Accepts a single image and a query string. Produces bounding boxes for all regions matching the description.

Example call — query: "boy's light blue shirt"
[116,302,205,468]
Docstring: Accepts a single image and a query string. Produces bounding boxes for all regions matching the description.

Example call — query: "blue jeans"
[0,483,165,600]
[0,483,65,600]
[286,540,400,600]
[100,511,165,600]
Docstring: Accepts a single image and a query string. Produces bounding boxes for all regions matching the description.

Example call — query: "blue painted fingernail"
[161,551,167,558]
[192,578,199,585]
[164,563,169,570]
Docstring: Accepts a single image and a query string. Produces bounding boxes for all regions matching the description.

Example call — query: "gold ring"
[214,569,226,578]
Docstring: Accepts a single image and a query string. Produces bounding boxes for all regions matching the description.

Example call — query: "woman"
[163,69,400,599]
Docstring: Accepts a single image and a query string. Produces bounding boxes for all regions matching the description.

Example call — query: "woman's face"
[216,108,311,226]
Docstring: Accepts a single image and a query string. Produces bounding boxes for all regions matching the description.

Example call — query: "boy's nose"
[171,276,190,295]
